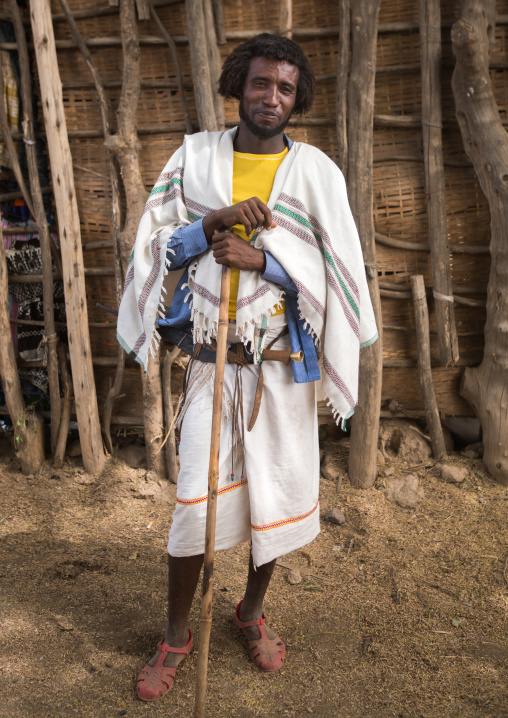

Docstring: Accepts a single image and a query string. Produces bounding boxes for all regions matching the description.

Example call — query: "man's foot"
[235,601,285,672]
[136,629,193,702]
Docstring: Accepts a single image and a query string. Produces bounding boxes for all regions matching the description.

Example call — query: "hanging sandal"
[235,601,286,672]
[136,629,193,702]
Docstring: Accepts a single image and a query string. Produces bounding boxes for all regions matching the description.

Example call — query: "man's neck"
[233,123,287,155]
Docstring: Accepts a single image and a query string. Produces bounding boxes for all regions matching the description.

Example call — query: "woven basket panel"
[375,72,422,115]
[147,4,188,36]
[222,0,279,32]
[382,366,474,415]
[139,134,189,188]
[57,46,124,87]
[68,138,113,239]
[292,0,338,29]
[52,9,120,41]
[379,0,417,25]
[377,31,420,68]
[491,69,508,118]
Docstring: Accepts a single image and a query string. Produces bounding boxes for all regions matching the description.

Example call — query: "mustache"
[239,99,292,139]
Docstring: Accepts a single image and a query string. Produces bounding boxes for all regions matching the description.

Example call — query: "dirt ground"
[0,429,507,718]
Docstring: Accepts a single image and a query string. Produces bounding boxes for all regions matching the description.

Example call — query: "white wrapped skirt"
[167,315,320,568]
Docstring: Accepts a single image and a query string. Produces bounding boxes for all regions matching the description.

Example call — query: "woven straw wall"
[46,0,508,419]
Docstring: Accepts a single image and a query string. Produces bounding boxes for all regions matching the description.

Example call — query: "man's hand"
[211,230,266,272]
[203,197,276,242]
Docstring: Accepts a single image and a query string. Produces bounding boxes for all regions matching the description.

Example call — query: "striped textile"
[117,128,378,424]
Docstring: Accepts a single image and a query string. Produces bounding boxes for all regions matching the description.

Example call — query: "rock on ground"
[378,419,432,463]
[461,442,484,459]
[437,463,469,484]
[385,474,424,509]
[287,568,302,585]
[325,508,346,525]
[320,453,343,484]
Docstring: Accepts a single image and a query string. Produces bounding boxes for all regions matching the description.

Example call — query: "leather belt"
[158,326,302,366]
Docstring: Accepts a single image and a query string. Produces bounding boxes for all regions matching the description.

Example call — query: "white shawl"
[117,128,378,424]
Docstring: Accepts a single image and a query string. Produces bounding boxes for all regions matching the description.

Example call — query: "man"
[117,34,377,703]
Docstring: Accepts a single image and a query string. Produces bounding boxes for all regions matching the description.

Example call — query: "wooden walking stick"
[194,263,231,718]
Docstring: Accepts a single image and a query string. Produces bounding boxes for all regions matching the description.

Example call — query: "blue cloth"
[156,137,321,383]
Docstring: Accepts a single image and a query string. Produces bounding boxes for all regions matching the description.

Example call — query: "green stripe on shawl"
[274,203,360,319]
[148,177,183,197]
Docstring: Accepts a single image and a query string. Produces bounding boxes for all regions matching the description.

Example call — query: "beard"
[239,98,292,139]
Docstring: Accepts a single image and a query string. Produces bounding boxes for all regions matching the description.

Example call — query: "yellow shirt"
[229,147,288,319]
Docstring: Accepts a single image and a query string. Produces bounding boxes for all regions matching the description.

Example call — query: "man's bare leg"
[146,553,203,669]
[237,553,277,640]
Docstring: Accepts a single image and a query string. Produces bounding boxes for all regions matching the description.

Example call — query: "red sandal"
[235,601,286,672]
[136,629,193,702]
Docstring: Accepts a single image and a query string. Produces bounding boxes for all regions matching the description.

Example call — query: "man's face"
[239,56,299,139]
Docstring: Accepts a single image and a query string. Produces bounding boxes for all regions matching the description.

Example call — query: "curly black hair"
[218,33,315,115]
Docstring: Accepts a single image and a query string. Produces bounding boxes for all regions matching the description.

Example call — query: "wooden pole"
[452,0,508,486]
[162,345,181,483]
[279,0,292,38]
[149,3,193,134]
[0,225,44,474]
[102,0,166,476]
[336,0,350,176]
[211,0,226,45]
[418,0,459,367]
[347,0,383,490]
[9,0,61,457]
[202,0,225,129]
[142,350,166,477]
[410,275,447,459]
[54,342,73,466]
[194,265,231,718]
[56,0,125,456]
[185,0,218,131]
[30,0,105,475]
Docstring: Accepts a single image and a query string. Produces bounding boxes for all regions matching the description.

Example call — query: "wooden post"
[30,0,105,475]
[185,0,218,131]
[135,0,150,20]
[141,351,166,477]
[102,0,166,476]
[336,0,350,176]
[279,0,292,38]
[106,0,146,273]
[162,345,181,483]
[203,0,225,129]
[0,225,44,474]
[212,0,226,45]
[57,0,125,456]
[54,342,73,466]
[410,275,446,459]
[346,0,383,490]
[418,0,459,367]
[9,0,61,457]
[149,4,193,134]
[452,0,508,486]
